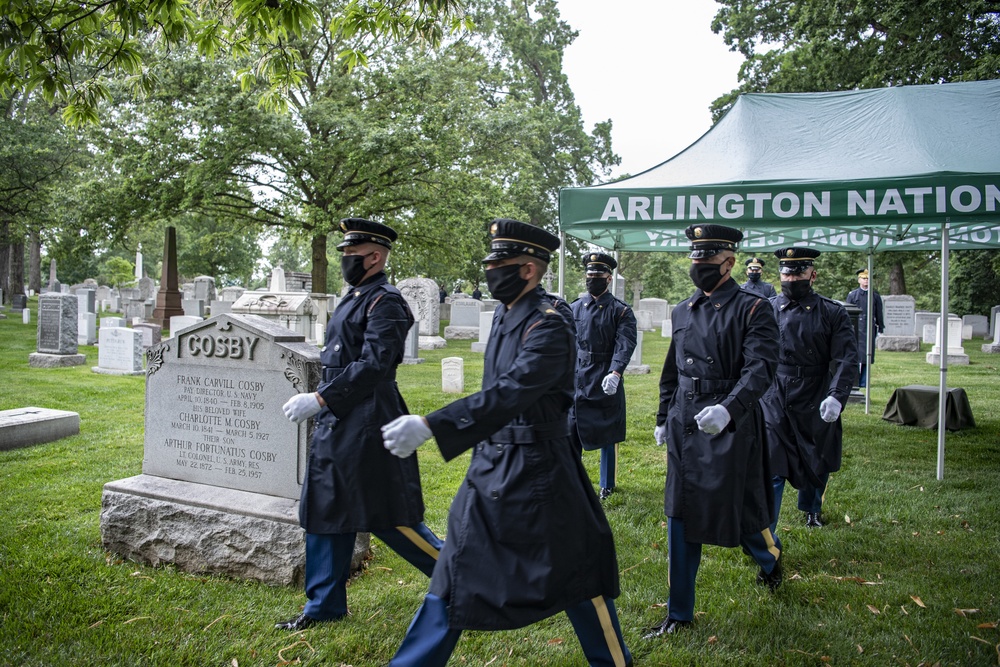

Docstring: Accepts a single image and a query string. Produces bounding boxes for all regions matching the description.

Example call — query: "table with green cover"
[882,385,976,431]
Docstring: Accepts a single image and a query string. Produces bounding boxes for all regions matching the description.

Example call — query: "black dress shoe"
[599,487,615,500]
[757,555,783,591]
[642,616,691,639]
[805,512,824,528]
[275,613,322,630]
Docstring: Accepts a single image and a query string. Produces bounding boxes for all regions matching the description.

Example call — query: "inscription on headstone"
[882,296,916,336]
[38,293,77,354]
[142,314,318,498]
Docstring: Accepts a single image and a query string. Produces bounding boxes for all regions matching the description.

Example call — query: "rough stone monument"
[151,226,185,328]
[444,299,483,339]
[100,314,359,585]
[133,322,163,349]
[398,277,445,349]
[28,293,86,368]
[876,295,920,352]
[193,276,217,304]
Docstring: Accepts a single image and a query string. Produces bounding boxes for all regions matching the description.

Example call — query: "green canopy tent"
[558,80,1000,480]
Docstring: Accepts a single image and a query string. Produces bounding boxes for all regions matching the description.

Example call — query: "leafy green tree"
[949,250,1000,317]
[710,0,1000,117]
[99,256,136,292]
[0,0,469,125]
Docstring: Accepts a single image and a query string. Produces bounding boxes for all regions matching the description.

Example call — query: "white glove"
[381,415,432,458]
[282,393,323,423]
[694,405,731,435]
[654,423,667,446]
[819,396,843,423]
[601,372,621,395]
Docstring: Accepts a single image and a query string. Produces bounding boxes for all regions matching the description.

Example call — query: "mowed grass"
[1,297,999,666]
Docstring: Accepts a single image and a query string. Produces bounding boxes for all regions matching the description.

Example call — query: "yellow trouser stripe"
[611,443,619,486]
[762,528,781,560]
[821,475,830,505]
[591,596,627,667]
[396,526,440,560]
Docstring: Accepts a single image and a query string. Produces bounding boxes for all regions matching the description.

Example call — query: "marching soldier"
[763,248,858,530]
[381,219,631,667]
[647,223,782,638]
[741,256,778,298]
[277,218,443,630]
[571,252,638,499]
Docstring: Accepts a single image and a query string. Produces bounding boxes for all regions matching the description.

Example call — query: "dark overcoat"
[762,291,859,489]
[425,289,620,631]
[741,279,778,299]
[656,279,778,547]
[570,292,637,449]
[846,287,885,361]
[301,272,425,534]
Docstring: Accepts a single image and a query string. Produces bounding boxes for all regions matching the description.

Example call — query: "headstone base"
[925,352,970,365]
[0,407,80,450]
[443,326,479,340]
[471,342,488,353]
[401,358,426,364]
[100,475,369,586]
[419,336,447,350]
[876,335,920,352]
[624,364,650,375]
[981,343,1000,354]
[845,389,867,404]
[91,366,145,376]
[28,352,86,368]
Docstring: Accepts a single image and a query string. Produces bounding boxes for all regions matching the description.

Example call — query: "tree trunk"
[889,260,907,295]
[311,233,328,294]
[29,229,42,293]
[9,240,25,301]
[0,220,9,304]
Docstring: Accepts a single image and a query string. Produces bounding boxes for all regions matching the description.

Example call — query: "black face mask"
[748,273,761,283]
[689,262,725,292]
[586,277,609,297]
[486,263,528,305]
[780,280,812,301]
[341,252,373,286]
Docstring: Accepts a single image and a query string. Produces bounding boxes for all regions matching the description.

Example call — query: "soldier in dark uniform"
[381,219,631,667]
[571,252,638,500]
[646,223,782,639]
[845,268,884,388]
[741,256,778,298]
[277,218,443,631]
[763,248,858,530]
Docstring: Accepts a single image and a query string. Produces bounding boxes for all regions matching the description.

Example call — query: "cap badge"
[590,254,597,261]
[340,221,347,232]
[490,223,498,235]
[694,227,703,238]
[786,249,795,257]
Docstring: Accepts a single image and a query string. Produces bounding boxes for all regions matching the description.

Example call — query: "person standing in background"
[741,257,777,298]
[845,268,884,388]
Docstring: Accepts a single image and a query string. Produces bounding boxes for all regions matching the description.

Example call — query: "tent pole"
[865,253,874,414]
[937,220,950,481]
[558,230,566,298]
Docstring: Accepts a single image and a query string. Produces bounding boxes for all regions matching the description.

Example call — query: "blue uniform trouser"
[303,523,443,620]
[667,517,781,622]
[598,443,618,489]
[770,473,829,532]
[390,593,632,667]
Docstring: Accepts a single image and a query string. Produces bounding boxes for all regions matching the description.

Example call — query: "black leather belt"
[488,420,569,445]
[678,375,738,395]
[776,364,827,378]
[577,350,614,364]
[323,367,396,382]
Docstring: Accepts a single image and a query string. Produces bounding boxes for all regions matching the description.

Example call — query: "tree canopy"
[0,0,469,125]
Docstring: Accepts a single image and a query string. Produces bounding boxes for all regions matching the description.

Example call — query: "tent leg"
[937,220,950,481]
[865,253,874,415]
[558,230,566,299]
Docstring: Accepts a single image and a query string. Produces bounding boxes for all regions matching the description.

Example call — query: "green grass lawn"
[2,298,999,666]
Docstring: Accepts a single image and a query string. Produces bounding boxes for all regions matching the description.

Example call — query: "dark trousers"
[771,473,829,532]
[598,443,618,489]
[303,523,442,620]
[666,517,781,622]
[390,592,632,667]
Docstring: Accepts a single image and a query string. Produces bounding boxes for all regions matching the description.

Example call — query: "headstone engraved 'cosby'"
[100,314,322,584]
